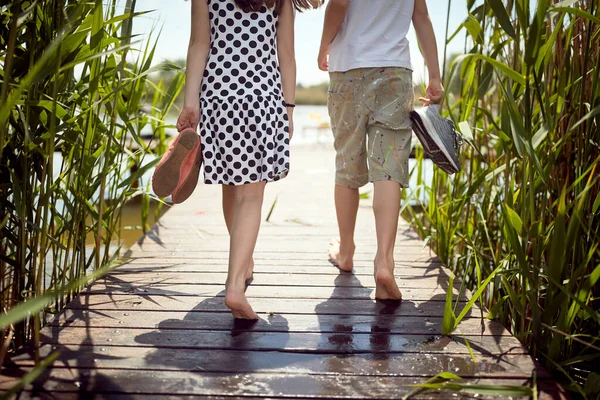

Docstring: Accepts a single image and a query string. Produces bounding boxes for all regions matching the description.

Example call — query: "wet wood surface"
[3,146,562,399]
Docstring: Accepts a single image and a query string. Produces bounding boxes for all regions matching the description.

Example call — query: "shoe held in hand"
[410,104,463,174]
[152,128,200,197]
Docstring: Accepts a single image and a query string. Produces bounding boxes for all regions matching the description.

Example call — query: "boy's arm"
[177,0,211,131]
[317,0,349,71]
[277,0,296,138]
[412,0,444,105]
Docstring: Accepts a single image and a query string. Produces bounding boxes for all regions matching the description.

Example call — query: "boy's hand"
[176,105,200,132]
[419,78,444,106]
[318,45,329,71]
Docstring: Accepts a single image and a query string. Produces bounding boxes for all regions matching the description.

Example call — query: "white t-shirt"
[329,0,415,72]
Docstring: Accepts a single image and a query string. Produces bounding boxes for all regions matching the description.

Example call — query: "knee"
[233,184,265,205]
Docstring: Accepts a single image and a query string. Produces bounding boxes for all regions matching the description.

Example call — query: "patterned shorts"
[328,67,414,188]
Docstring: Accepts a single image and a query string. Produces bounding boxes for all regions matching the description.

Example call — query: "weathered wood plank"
[84,283,469,301]
[114,262,444,274]
[7,393,557,400]
[129,241,429,252]
[126,248,437,258]
[1,369,538,399]
[36,327,526,355]
[65,295,478,317]
[10,345,549,379]
[133,228,421,241]
[95,272,458,289]
[119,258,442,267]
[47,310,503,336]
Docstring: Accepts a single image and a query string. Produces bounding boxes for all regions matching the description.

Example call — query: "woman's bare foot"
[245,259,255,281]
[328,239,355,272]
[374,256,402,301]
[225,280,258,320]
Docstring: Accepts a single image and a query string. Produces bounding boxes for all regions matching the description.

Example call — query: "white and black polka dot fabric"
[199,0,290,185]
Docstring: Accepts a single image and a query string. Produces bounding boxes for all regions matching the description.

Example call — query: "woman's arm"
[277,0,296,138]
[177,0,211,131]
[317,0,349,71]
[412,0,444,105]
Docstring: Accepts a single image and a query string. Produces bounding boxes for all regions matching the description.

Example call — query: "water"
[291,105,334,145]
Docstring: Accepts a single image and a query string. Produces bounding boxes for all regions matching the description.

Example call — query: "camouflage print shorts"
[328,67,414,188]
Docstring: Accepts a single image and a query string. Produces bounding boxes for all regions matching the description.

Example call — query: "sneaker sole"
[411,110,460,172]
[152,129,198,198]
[172,149,203,204]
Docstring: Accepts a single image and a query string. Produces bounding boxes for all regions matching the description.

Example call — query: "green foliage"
[403,371,534,399]
[296,82,329,105]
[0,0,184,373]
[404,0,600,396]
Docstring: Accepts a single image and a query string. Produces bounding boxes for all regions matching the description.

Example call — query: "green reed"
[404,0,599,397]
[0,0,184,370]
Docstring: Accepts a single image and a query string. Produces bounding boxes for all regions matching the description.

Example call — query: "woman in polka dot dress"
[176,0,318,320]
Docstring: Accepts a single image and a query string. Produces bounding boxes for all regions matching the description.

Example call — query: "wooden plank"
[126,248,437,258]
[119,258,442,267]
[114,262,444,273]
[7,393,556,400]
[65,295,479,317]
[134,235,422,243]
[129,241,430,251]
[132,229,420,239]
[94,272,458,289]
[36,327,527,355]
[109,265,448,276]
[1,369,538,398]
[124,254,441,265]
[133,227,421,240]
[48,310,502,335]
[84,283,469,301]
[11,345,550,379]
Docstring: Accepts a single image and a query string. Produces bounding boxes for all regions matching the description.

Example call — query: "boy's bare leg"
[223,185,254,280]
[224,181,266,320]
[329,185,358,271]
[372,180,403,300]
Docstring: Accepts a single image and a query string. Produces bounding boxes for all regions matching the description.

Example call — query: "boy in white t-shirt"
[318,0,444,300]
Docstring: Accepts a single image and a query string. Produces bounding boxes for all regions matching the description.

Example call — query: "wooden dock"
[3,145,564,399]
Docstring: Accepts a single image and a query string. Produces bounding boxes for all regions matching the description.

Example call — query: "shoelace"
[446,119,464,151]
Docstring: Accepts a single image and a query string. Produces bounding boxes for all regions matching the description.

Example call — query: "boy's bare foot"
[328,238,355,272]
[374,256,402,301]
[246,259,255,281]
[225,281,258,320]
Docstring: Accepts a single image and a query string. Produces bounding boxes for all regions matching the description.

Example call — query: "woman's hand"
[176,105,200,132]
[419,78,445,106]
[287,110,294,141]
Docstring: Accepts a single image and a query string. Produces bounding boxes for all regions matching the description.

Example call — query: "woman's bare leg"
[223,185,254,280]
[224,182,266,319]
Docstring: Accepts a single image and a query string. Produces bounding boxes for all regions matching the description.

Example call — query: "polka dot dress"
[200,0,290,185]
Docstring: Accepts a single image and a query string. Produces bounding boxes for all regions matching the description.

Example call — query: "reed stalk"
[0,0,184,375]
